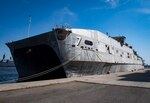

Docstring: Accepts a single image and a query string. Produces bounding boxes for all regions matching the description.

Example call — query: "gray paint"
[6,28,144,81]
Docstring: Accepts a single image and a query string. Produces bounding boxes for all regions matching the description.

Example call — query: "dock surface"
[0,69,150,103]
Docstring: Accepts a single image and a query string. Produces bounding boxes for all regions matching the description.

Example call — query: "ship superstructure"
[6,28,144,81]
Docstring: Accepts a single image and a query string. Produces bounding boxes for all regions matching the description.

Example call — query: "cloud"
[104,0,118,8]
[50,7,78,26]
[104,0,130,8]
[136,8,150,14]
[56,7,76,16]
[90,0,130,10]
[89,6,107,10]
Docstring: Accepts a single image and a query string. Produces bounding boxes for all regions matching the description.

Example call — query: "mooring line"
[0,53,81,83]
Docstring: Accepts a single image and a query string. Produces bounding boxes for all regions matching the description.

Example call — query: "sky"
[0,0,150,64]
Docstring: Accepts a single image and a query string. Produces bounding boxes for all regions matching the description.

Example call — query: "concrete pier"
[0,69,150,103]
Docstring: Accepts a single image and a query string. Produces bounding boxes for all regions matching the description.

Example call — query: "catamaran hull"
[6,29,144,81]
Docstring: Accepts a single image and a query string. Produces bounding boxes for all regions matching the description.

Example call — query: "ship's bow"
[6,31,66,82]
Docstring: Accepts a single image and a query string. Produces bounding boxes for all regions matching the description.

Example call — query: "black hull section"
[6,32,67,82]
[14,45,66,82]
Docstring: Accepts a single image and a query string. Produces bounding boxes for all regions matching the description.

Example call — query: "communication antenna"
[27,15,32,37]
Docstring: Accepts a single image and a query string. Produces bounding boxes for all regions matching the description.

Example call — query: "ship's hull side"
[6,29,144,82]
[64,61,144,77]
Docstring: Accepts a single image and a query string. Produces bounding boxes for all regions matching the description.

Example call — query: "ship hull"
[6,29,144,82]
[64,61,143,77]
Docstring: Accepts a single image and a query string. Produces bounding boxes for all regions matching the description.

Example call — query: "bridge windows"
[84,40,93,46]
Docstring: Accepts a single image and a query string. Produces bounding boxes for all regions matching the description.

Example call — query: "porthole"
[72,45,75,47]
[81,46,84,49]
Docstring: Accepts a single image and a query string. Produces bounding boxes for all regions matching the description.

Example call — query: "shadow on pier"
[119,69,150,82]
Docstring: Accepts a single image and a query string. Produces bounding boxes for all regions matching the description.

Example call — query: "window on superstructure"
[127,53,130,58]
[107,46,111,54]
[72,45,75,47]
[85,40,93,46]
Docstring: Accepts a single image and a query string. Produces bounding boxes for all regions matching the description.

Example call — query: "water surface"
[0,67,18,84]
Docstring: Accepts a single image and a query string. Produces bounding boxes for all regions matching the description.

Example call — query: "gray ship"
[6,28,144,81]
[0,55,15,67]
[0,61,15,67]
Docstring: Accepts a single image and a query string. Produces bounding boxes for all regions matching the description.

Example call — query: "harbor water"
[0,67,18,84]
